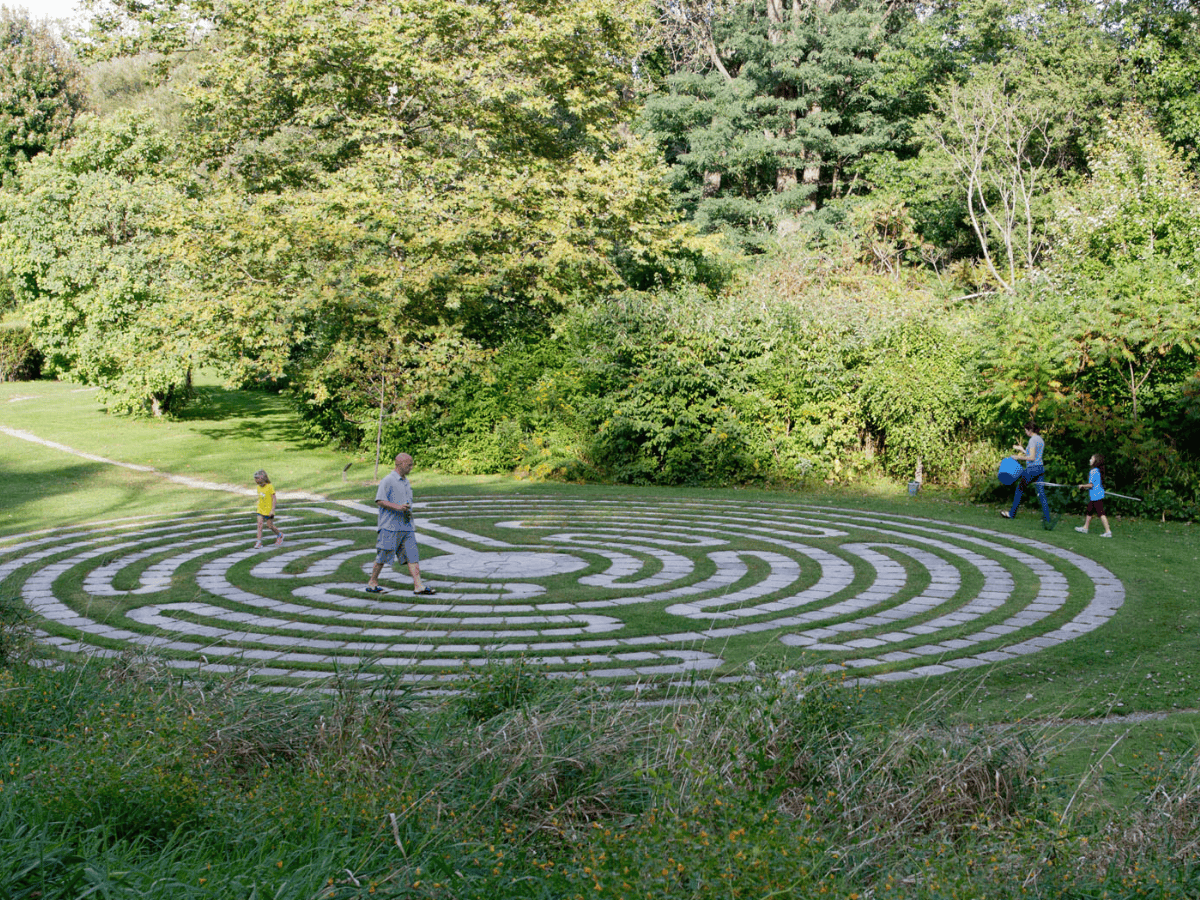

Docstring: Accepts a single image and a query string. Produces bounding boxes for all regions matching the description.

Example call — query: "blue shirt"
[375,471,414,533]
[1088,467,1105,502]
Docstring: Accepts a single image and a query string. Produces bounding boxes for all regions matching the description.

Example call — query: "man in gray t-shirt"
[366,452,435,595]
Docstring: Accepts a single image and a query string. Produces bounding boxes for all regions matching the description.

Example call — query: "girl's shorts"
[1086,499,1106,516]
[258,514,274,520]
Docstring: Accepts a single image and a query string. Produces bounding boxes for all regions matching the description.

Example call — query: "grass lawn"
[5,377,1199,718]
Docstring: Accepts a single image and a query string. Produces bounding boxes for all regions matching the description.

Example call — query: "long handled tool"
[1036,481,1143,502]
[1103,491,1143,502]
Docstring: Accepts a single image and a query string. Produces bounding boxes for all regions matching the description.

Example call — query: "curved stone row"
[0,497,1125,691]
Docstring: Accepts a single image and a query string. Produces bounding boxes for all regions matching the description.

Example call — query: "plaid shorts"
[375,529,419,566]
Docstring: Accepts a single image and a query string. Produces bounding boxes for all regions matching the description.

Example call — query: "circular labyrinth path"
[1,497,1124,693]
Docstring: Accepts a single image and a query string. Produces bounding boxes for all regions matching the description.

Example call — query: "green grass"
[4,375,1200,898]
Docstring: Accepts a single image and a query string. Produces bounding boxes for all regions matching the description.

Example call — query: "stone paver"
[1,496,1125,690]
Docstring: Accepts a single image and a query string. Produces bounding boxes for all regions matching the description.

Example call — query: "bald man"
[366,452,435,594]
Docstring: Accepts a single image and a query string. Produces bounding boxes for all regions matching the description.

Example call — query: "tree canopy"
[0,7,88,178]
[0,0,1197,516]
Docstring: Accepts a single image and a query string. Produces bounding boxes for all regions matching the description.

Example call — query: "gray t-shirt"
[1026,434,1045,466]
[375,471,414,533]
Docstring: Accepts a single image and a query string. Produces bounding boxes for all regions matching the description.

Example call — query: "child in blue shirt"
[1074,453,1112,538]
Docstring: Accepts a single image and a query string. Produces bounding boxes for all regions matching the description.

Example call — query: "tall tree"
[15,0,713,421]
[1115,0,1200,170]
[641,0,906,248]
[921,65,1062,289]
[0,7,88,177]
[865,0,1125,271]
[0,112,193,414]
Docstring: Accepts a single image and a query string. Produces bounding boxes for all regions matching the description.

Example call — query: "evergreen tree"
[641,0,907,249]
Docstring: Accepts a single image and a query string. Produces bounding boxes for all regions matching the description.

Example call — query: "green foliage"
[871,0,1125,270]
[0,111,195,414]
[0,9,88,177]
[640,0,901,249]
[1120,0,1200,169]
[15,0,716,418]
[372,334,589,477]
[0,325,42,381]
[167,0,710,353]
[570,292,758,485]
[355,252,997,489]
[859,316,982,481]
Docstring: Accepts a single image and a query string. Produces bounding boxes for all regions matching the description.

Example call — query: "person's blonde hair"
[254,469,270,483]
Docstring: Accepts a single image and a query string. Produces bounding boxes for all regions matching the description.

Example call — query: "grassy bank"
[3,658,1200,899]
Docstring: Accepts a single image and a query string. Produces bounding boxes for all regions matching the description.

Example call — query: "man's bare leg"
[367,562,384,589]
[407,562,424,593]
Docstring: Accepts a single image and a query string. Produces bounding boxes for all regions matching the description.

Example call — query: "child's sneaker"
[253,542,263,549]
[1074,526,1088,534]
[1100,532,1112,538]
[275,534,284,546]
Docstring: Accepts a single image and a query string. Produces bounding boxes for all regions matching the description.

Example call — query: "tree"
[865,0,1124,270]
[641,0,906,248]
[1113,0,1200,170]
[1051,109,1200,425]
[15,0,714,422]
[0,7,88,177]
[163,0,711,393]
[0,112,194,414]
[922,66,1061,289]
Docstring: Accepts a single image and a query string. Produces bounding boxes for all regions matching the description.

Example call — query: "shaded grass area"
[0,437,236,535]
[5,376,543,497]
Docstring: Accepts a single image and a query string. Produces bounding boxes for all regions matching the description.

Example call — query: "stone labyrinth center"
[2,497,1125,693]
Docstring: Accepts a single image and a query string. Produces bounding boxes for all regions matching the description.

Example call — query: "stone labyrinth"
[2,497,1125,693]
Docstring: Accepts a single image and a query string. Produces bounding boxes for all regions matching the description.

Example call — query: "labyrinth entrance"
[1,497,1124,692]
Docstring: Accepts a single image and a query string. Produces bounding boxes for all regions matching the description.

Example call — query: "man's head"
[394,453,414,476]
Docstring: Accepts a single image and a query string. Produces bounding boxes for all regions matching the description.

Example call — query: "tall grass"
[2,650,1199,899]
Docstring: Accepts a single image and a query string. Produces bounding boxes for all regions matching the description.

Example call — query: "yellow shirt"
[256,482,276,516]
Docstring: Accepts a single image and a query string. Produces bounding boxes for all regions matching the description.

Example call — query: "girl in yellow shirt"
[253,469,284,549]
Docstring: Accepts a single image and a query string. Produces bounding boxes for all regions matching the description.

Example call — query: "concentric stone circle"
[0,497,1124,692]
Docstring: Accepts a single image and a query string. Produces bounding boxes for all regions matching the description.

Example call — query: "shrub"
[0,325,42,381]
[859,316,982,483]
